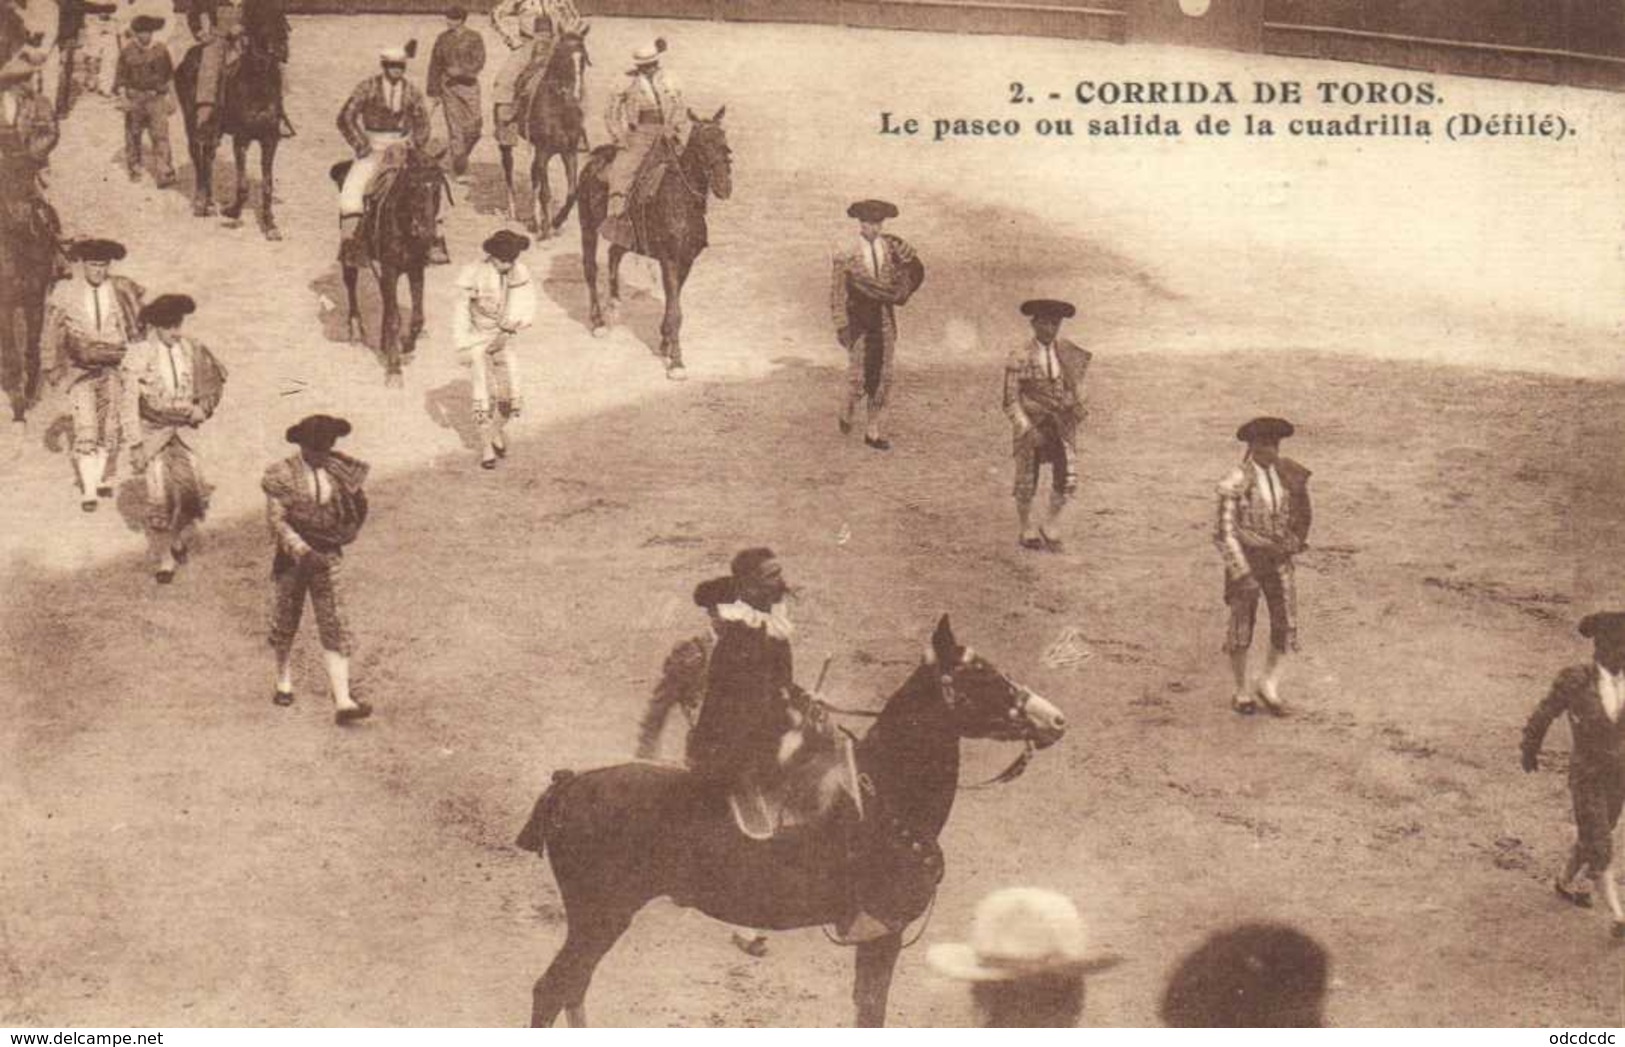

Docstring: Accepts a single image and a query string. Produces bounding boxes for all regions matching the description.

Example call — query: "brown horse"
[553,108,731,380]
[516,616,1068,1027]
[504,27,588,237]
[335,148,446,386]
[0,157,61,428]
[175,18,288,238]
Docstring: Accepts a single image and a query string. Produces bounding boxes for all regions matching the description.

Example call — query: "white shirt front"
[84,282,119,338]
[305,461,333,505]
[859,235,885,279]
[1253,463,1283,513]
[0,91,18,127]
[384,79,403,113]
[1598,663,1625,722]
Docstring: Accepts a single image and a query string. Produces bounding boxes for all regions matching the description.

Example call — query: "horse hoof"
[263,226,283,242]
[667,365,688,382]
[221,217,242,230]
[384,372,404,390]
[591,326,608,340]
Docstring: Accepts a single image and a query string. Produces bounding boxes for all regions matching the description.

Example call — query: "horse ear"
[931,615,958,666]
[579,22,590,35]
[712,105,726,122]
[686,107,699,123]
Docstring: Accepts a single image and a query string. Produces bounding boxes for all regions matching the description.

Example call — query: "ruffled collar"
[717,600,794,641]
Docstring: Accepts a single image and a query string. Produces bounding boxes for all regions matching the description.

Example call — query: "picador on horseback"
[335,41,446,266]
[600,36,683,247]
[490,0,578,159]
[0,55,63,430]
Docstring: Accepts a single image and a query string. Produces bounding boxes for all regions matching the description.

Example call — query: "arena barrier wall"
[277,0,1625,90]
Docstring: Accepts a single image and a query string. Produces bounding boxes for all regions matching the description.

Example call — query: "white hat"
[379,40,416,64]
[631,37,666,64]
[927,888,1121,982]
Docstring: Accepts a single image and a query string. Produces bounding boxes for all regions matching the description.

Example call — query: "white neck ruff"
[717,601,794,641]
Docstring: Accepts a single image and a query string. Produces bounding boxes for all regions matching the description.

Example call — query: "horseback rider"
[636,573,736,760]
[601,37,686,244]
[335,43,445,265]
[489,0,577,153]
[0,58,60,243]
[685,548,805,788]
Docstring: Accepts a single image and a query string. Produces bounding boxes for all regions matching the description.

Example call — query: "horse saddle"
[727,720,864,842]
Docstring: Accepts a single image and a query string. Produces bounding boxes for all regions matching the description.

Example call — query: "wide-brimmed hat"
[847,199,898,223]
[631,37,666,64]
[72,238,127,262]
[379,40,417,65]
[1579,612,1625,641]
[928,888,1122,982]
[693,576,738,609]
[444,5,466,19]
[139,294,195,328]
[286,414,352,450]
[483,229,530,262]
[1236,416,1295,444]
[131,14,165,33]
[1020,299,1075,321]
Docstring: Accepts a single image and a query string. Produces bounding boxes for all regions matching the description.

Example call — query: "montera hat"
[483,229,531,262]
[631,37,666,64]
[139,294,195,328]
[1578,612,1625,640]
[847,199,898,223]
[131,15,165,33]
[928,887,1122,982]
[1020,299,1076,321]
[72,238,127,262]
[1236,416,1295,444]
[286,414,353,450]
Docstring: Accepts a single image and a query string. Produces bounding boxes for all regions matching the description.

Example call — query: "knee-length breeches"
[1571,764,1625,872]
[269,553,352,656]
[1223,560,1298,654]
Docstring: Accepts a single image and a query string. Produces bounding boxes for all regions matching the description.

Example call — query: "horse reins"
[820,663,1040,791]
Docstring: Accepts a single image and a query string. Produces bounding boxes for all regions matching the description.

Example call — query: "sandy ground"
[4,13,1625,1027]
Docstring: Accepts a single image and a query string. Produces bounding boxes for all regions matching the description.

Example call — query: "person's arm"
[407,85,431,148]
[336,83,367,155]
[1523,668,1579,771]
[426,34,447,98]
[502,263,536,333]
[1214,473,1251,580]
[118,347,146,466]
[264,488,312,559]
[1002,350,1032,435]
[829,252,851,346]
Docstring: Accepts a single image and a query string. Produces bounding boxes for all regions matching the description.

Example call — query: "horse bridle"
[822,656,1041,790]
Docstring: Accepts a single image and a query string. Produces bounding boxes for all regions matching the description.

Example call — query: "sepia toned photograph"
[2,0,1623,1029]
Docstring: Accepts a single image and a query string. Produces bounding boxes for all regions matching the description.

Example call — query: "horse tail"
[515,768,577,857]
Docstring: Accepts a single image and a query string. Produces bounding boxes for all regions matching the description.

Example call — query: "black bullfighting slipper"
[1612,920,1625,940]
[334,701,374,725]
[1232,694,1258,715]
[1019,537,1045,551]
[80,499,97,512]
[154,570,175,585]
[864,436,891,451]
[1255,687,1287,717]
[838,418,851,436]
[1554,878,1593,908]
[272,690,295,707]
[96,485,114,499]
[480,456,497,470]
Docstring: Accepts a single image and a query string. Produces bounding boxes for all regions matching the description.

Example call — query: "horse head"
[394,150,446,248]
[923,614,1066,750]
[683,106,732,201]
[548,25,590,102]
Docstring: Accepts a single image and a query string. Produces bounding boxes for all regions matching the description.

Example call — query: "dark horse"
[0,157,60,428]
[504,27,588,237]
[175,26,288,238]
[553,108,731,380]
[335,148,446,386]
[516,616,1068,1027]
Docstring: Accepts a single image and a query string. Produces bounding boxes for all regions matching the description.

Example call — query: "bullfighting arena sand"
[3,13,1625,1026]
